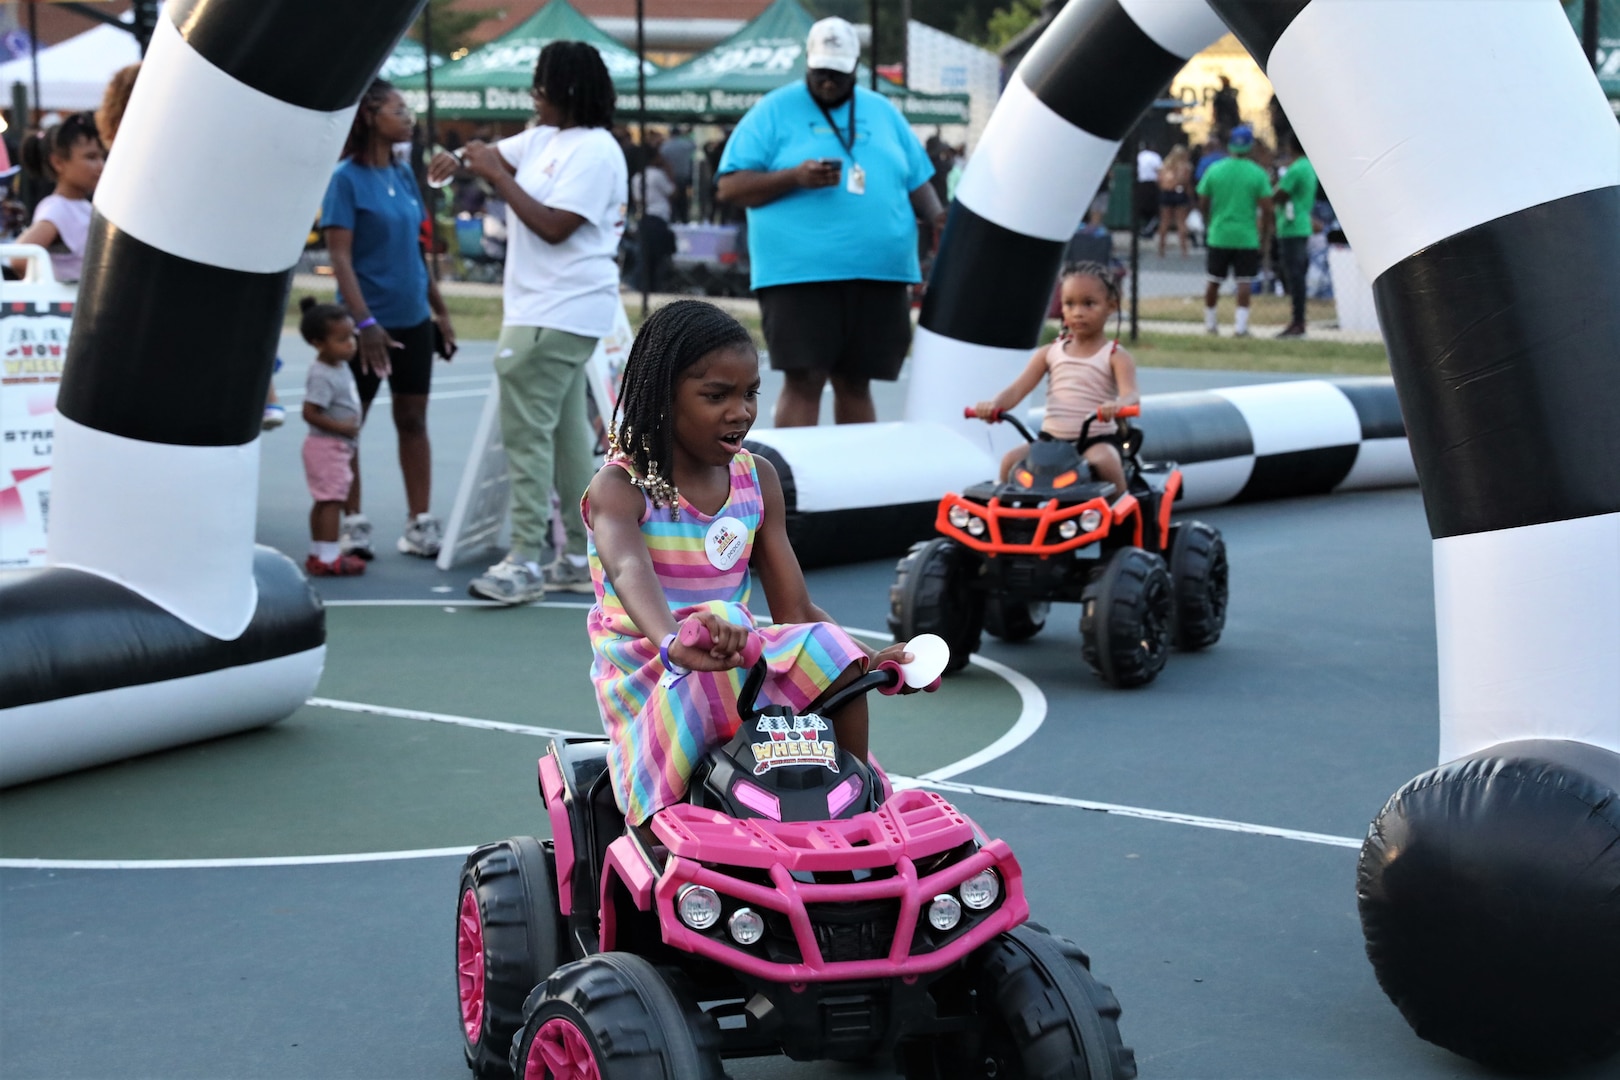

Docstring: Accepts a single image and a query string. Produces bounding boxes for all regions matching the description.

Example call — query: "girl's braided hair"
[533,40,616,130]
[1058,260,1124,342]
[341,79,397,161]
[609,300,755,518]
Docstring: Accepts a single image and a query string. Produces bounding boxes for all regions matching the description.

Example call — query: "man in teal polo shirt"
[1196,124,1273,337]
[1272,138,1319,338]
[716,17,943,426]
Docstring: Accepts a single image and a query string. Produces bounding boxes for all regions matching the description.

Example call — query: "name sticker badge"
[846,163,866,196]
[704,515,748,571]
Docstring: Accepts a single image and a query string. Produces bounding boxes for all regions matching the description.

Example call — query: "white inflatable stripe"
[95,17,359,274]
[1434,512,1620,763]
[0,647,323,788]
[1269,0,1620,281]
[1117,0,1230,59]
[49,414,260,640]
[1173,455,1255,508]
[1213,381,1361,456]
[953,76,1119,242]
[1335,437,1416,492]
[904,326,1033,428]
[749,422,994,512]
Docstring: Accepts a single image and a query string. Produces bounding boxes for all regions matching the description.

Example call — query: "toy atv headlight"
[960,869,1001,910]
[677,884,722,930]
[1078,508,1104,533]
[948,505,971,529]
[727,907,765,945]
[1058,519,1079,540]
[928,893,963,930]
[966,517,986,537]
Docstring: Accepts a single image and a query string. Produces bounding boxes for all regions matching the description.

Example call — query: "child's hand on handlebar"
[868,643,920,694]
[972,402,1001,421]
[670,611,753,671]
[1098,400,1121,421]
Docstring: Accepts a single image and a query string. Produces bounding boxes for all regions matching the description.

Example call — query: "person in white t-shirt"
[1134,142,1163,234]
[429,41,628,606]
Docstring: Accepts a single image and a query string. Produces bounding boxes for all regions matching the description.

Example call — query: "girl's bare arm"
[975,348,1048,417]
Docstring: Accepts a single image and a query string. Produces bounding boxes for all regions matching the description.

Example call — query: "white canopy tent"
[0,22,142,113]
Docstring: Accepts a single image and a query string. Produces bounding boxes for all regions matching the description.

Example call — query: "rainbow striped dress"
[584,450,865,825]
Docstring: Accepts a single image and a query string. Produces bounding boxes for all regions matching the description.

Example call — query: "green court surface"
[0,605,1021,859]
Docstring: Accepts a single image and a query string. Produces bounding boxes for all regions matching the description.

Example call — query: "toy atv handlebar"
[965,403,1139,445]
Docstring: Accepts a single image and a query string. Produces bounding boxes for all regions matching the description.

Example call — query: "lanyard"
[817,91,857,163]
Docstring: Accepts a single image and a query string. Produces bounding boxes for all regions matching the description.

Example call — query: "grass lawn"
[1135,293,1340,326]
[288,283,1385,376]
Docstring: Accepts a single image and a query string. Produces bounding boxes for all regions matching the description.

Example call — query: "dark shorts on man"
[1206,246,1260,283]
[756,280,912,382]
[1159,188,1189,208]
[350,318,435,405]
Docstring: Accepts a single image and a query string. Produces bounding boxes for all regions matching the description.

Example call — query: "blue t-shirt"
[718,83,934,290]
[320,159,431,329]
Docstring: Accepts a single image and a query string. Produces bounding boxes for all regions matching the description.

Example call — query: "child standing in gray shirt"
[298,298,366,576]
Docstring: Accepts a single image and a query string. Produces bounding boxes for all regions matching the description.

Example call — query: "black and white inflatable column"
[1207,0,1620,1070]
[0,0,425,787]
[907,0,1227,429]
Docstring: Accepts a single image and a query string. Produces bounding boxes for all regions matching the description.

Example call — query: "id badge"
[846,163,866,196]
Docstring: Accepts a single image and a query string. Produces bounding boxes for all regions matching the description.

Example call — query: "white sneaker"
[542,558,594,594]
[398,514,443,557]
[468,556,545,605]
[261,403,285,430]
[340,514,375,561]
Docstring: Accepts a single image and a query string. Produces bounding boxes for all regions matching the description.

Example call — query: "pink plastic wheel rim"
[526,1017,601,1080]
[456,888,486,1041]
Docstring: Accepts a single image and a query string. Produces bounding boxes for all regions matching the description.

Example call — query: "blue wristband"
[659,633,690,676]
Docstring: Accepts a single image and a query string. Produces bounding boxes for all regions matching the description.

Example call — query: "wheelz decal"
[751,714,837,774]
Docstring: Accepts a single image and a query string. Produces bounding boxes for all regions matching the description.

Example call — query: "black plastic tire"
[457,837,565,1078]
[511,953,724,1079]
[900,925,1136,1080]
[888,537,983,674]
[984,597,1049,643]
[1079,548,1172,688]
[1167,521,1228,650]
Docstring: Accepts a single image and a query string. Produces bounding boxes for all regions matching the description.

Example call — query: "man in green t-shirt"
[1272,139,1319,338]
[1195,124,1272,337]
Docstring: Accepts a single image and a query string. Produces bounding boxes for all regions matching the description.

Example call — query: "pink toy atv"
[454,622,1136,1079]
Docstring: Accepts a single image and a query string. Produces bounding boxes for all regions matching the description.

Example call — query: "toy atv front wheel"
[889,538,983,674]
[458,837,565,1078]
[1168,521,1228,650]
[899,925,1137,1079]
[511,953,724,1079]
[1079,548,1173,688]
[984,597,1048,643]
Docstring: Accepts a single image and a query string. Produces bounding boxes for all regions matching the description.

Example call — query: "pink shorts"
[303,435,355,503]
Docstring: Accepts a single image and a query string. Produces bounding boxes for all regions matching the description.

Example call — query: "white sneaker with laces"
[398,514,443,557]
[340,513,375,560]
[468,556,545,605]
[542,558,594,594]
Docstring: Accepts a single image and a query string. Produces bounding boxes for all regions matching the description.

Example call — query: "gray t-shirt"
[304,360,360,445]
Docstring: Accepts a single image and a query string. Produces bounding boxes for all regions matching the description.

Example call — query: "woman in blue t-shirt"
[321,79,455,562]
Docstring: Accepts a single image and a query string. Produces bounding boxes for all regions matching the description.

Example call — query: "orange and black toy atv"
[888,405,1227,688]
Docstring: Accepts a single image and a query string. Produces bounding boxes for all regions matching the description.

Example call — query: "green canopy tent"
[379,36,438,81]
[621,0,970,126]
[1563,0,1620,110]
[394,0,658,119]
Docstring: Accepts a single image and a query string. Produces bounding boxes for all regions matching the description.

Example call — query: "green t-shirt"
[1196,156,1271,249]
[1275,156,1319,239]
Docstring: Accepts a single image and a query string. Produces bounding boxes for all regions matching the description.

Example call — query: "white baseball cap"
[806,17,860,74]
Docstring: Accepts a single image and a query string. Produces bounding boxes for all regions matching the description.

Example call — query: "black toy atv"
[888,405,1227,687]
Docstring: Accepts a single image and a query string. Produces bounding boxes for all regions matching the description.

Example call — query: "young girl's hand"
[669,610,753,671]
[972,401,1001,421]
[1098,400,1120,421]
[868,642,922,694]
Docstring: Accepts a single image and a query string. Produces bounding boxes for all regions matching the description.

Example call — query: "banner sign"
[0,299,71,568]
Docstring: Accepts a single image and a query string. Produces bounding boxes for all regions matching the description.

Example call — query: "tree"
[983,0,1043,49]
[410,0,499,59]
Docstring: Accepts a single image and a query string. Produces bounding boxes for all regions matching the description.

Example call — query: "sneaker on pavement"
[341,514,375,560]
[1233,329,1251,338]
[468,556,545,605]
[261,403,285,431]
[1276,323,1306,339]
[398,514,443,557]
[1205,325,1220,336]
[305,553,367,577]
[543,558,594,594]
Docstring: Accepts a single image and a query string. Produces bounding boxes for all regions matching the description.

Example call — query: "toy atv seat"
[889,405,1228,689]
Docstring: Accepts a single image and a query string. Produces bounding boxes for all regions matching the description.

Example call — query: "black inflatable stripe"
[170,0,425,113]
[743,440,797,515]
[1375,185,1620,539]
[789,504,943,570]
[1236,446,1359,502]
[1204,0,1313,71]
[1016,0,1183,140]
[921,203,1065,349]
[58,212,288,447]
[0,548,324,710]
[1331,378,1407,441]
[1135,392,1254,464]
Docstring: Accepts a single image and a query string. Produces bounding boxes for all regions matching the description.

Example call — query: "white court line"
[306,697,594,741]
[278,387,489,404]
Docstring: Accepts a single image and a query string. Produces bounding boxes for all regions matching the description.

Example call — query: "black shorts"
[1158,188,1189,208]
[350,318,434,404]
[1206,247,1261,282]
[756,280,912,382]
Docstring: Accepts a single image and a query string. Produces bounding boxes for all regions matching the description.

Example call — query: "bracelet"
[659,633,690,676]
[355,317,378,330]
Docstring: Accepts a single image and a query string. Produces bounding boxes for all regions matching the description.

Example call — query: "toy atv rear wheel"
[889,538,983,674]
[511,953,724,1079]
[984,597,1048,643]
[898,925,1137,1079]
[1080,548,1173,688]
[1168,521,1228,650]
[458,837,565,1078]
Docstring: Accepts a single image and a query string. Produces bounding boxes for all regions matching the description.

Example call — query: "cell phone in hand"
[820,157,843,174]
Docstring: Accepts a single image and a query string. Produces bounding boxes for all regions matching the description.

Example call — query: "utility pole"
[900,0,910,88]
[869,0,879,90]
[636,0,648,320]
[1583,0,1601,69]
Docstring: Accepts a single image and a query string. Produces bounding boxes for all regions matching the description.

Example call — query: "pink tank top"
[1040,338,1119,440]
